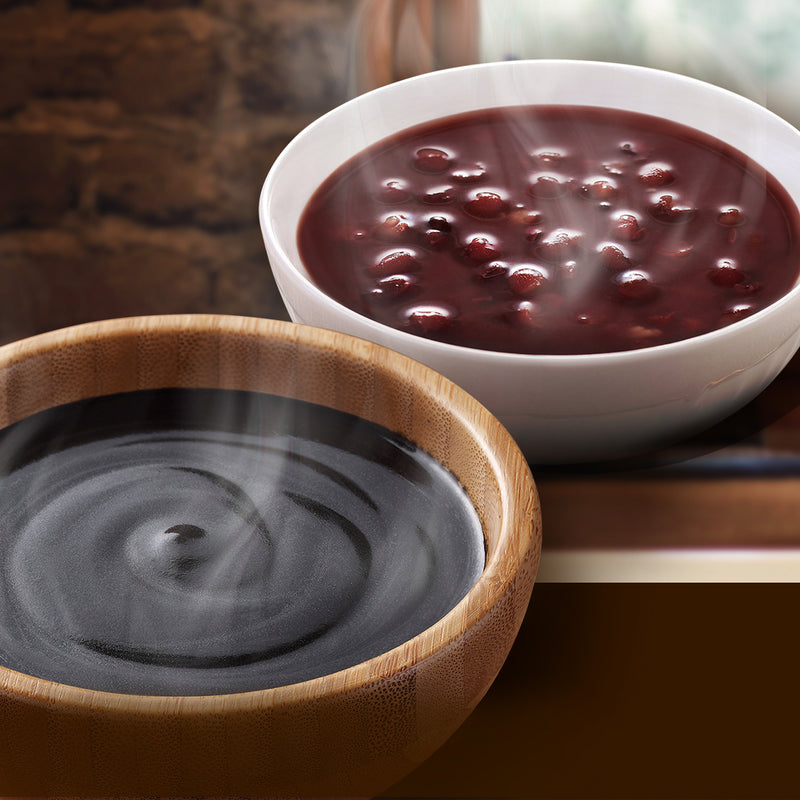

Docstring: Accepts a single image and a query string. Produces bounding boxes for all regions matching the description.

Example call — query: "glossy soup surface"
[298,106,800,354]
[0,388,484,695]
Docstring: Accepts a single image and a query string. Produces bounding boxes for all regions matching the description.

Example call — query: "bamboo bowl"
[0,314,540,798]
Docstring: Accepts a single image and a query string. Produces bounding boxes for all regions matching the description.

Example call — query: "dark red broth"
[297,106,800,355]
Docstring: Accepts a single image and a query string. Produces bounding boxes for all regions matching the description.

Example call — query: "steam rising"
[348,0,480,95]
[0,389,484,695]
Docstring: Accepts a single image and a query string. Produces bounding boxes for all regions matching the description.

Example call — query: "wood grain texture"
[0,314,541,798]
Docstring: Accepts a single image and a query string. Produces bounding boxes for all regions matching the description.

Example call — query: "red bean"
[428,215,452,231]
[536,229,582,262]
[648,193,696,223]
[424,229,453,249]
[464,236,500,262]
[369,250,420,277]
[598,243,632,271]
[708,258,746,287]
[614,213,646,241]
[717,206,747,227]
[406,304,454,332]
[638,162,675,187]
[451,163,487,183]
[525,226,544,243]
[504,300,541,327]
[581,177,619,202]
[413,147,451,173]
[508,265,548,296]
[465,191,508,219]
[378,274,417,296]
[510,208,542,225]
[422,186,455,204]
[478,261,507,279]
[528,173,571,198]
[375,214,414,241]
[615,269,659,302]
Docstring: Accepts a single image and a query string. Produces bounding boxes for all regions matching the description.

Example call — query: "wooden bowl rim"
[0,314,540,714]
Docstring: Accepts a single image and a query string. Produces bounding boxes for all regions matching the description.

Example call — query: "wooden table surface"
[384,583,800,799]
[383,352,800,799]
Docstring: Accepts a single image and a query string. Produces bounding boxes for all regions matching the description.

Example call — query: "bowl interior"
[261,59,800,299]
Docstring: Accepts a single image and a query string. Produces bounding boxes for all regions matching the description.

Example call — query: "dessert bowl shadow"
[0,314,540,798]
[259,59,800,464]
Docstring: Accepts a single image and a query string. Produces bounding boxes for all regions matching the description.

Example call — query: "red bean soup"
[297,106,800,355]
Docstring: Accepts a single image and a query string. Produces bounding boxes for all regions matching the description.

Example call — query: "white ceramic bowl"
[259,60,800,464]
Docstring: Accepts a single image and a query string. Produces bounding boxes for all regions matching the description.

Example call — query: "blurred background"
[2,0,798,347]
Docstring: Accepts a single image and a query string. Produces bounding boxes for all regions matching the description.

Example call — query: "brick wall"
[0,0,357,345]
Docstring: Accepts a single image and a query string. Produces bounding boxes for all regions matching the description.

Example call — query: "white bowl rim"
[260,58,800,367]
